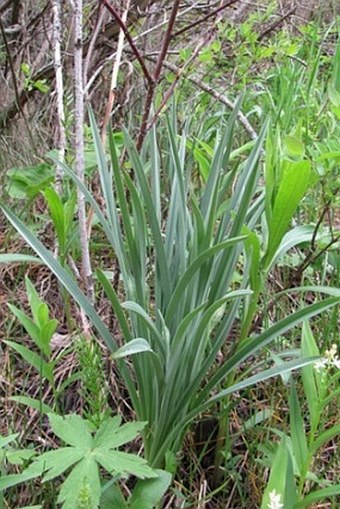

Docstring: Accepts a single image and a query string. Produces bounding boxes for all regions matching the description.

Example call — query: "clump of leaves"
[23,414,157,509]
[5,277,58,386]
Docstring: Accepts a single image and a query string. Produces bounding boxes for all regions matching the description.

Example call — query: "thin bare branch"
[0,0,14,15]
[148,34,213,130]
[147,56,258,140]
[83,4,106,87]
[136,0,181,151]
[172,0,241,39]
[100,0,153,84]
[101,0,131,144]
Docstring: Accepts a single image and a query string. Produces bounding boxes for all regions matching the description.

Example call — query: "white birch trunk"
[73,0,94,304]
[52,0,66,194]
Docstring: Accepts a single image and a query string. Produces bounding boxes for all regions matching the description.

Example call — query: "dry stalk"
[83,4,106,88]
[101,0,153,84]
[101,0,131,144]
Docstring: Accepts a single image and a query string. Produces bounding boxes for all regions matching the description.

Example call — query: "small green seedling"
[5,277,58,385]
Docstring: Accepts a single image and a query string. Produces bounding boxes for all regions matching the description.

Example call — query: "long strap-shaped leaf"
[149,356,318,466]
[164,236,246,325]
[123,128,173,308]
[149,295,340,455]
[198,296,340,404]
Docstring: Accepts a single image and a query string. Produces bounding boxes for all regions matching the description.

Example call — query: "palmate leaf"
[57,456,101,509]
[93,418,147,449]
[95,450,156,480]
[21,413,156,509]
[49,413,93,448]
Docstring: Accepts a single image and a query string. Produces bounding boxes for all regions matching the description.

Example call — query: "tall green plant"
[2,104,340,471]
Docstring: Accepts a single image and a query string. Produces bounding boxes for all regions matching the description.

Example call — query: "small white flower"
[314,344,340,372]
[325,344,337,360]
[314,357,327,372]
[268,489,284,509]
[333,357,340,369]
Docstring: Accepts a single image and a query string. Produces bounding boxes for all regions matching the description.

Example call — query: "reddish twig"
[258,7,296,40]
[136,0,181,151]
[172,0,240,39]
[148,34,213,130]
[100,0,153,84]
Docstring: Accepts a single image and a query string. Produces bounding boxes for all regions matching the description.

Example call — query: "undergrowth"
[0,4,339,509]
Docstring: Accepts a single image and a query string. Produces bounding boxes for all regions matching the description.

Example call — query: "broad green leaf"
[6,448,36,465]
[0,433,18,449]
[7,305,41,348]
[283,135,305,159]
[57,456,101,509]
[101,484,127,509]
[93,418,146,449]
[27,447,84,482]
[48,413,92,448]
[25,277,43,325]
[40,320,58,351]
[5,163,54,199]
[260,436,296,509]
[269,225,315,269]
[112,338,153,360]
[129,469,172,509]
[44,187,66,250]
[95,450,157,480]
[263,160,311,270]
